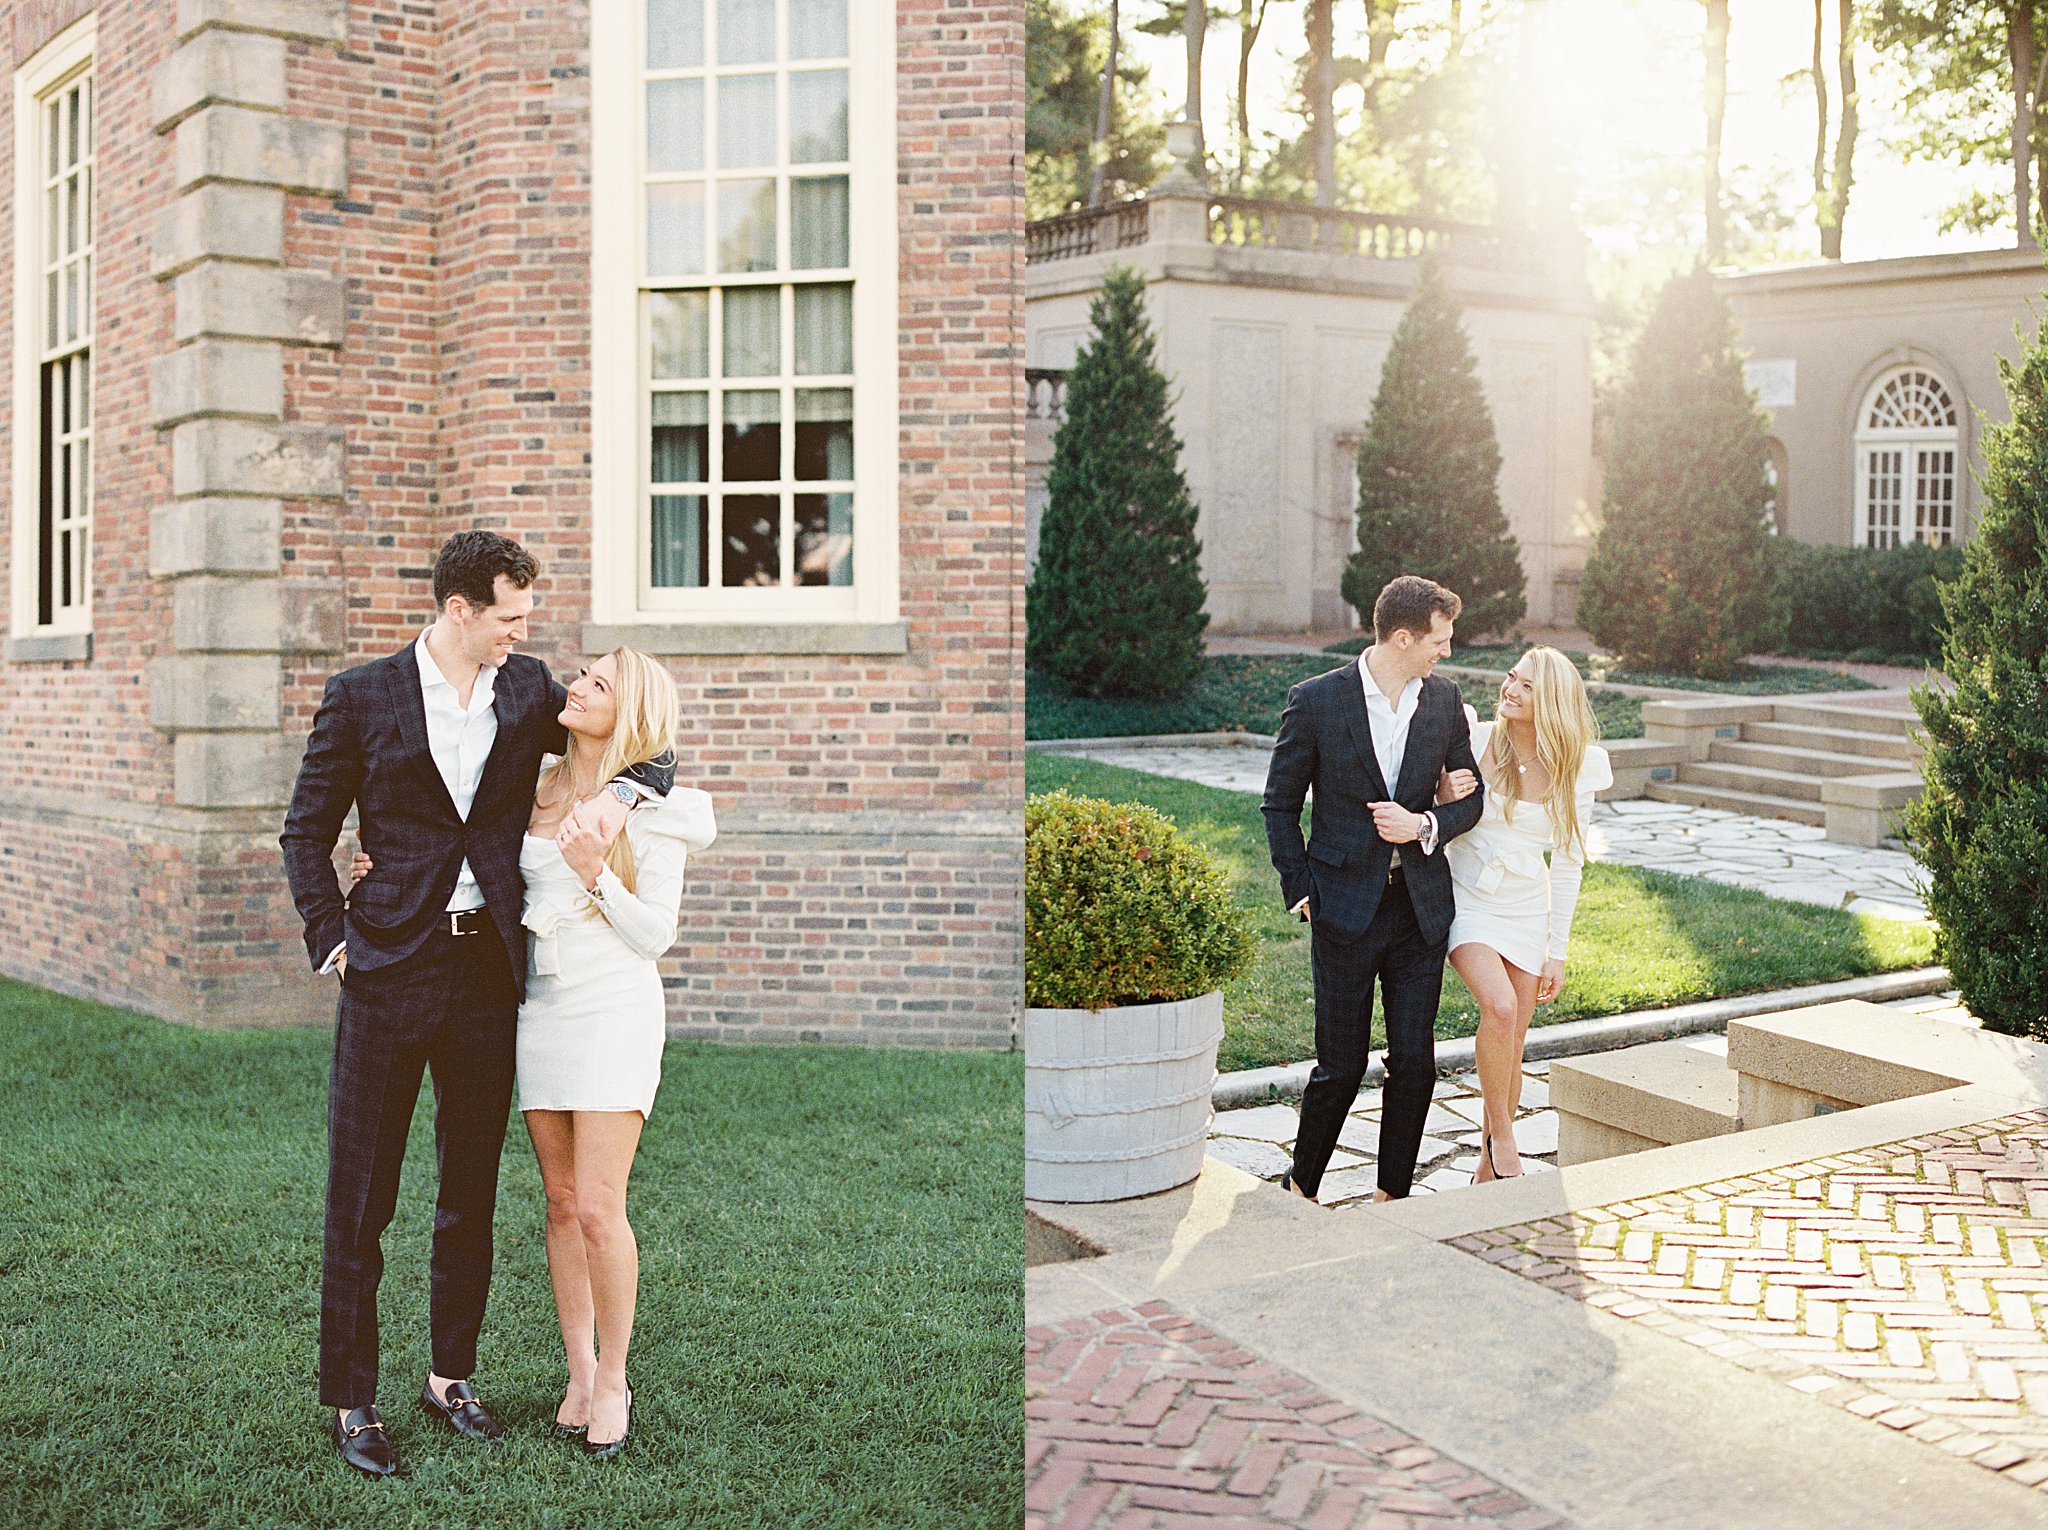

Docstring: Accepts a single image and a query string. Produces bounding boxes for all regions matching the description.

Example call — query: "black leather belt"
[446,909,489,937]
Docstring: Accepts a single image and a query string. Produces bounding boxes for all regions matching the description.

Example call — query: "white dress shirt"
[322,632,499,974]
[1357,650,1439,863]
[415,630,498,912]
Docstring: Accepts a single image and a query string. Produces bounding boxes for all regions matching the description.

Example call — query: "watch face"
[610,782,637,805]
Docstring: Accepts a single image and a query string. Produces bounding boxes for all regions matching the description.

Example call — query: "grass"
[1026,756,1936,1074]
[0,978,1022,1530]
[1322,639,1879,697]
[1027,656,1643,742]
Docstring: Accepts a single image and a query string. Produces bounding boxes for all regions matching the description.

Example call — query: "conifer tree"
[1577,269,1782,677]
[1904,314,2048,1040]
[1340,262,1525,640]
[1027,266,1208,698]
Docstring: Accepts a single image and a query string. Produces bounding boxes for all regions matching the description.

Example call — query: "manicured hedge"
[1771,539,1962,662]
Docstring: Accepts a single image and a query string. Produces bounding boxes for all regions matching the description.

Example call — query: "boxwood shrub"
[1771,539,1962,662]
[1025,790,1255,1011]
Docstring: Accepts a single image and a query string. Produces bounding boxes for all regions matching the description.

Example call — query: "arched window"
[1855,367,1959,547]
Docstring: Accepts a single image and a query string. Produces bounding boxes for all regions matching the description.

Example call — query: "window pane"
[789,0,849,59]
[65,175,76,255]
[650,291,710,379]
[796,493,852,586]
[647,0,705,68]
[646,183,707,276]
[646,79,704,173]
[651,495,709,586]
[652,391,709,482]
[46,99,57,177]
[45,186,57,264]
[81,164,91,246]
[723,389,780,480]
[717,74,777,169]
[45,272,57,349]
[716,178,777,272]
[722,494,781,585]
[67,85,78,169]
[64,265,77,345]
[790,176,848,269]
[795,388,852,479]
[722,287,780,376]
[718,0,776,64]
[794,283,852,373]
[788,70,847,162]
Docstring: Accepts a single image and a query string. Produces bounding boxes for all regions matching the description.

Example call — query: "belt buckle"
[449,910,473,937]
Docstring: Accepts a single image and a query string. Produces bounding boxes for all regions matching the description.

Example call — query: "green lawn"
[1027,656,1643,742]
[0,979,1021,1530]
[1026,756,1935,1074]
[1323,640,1879,697]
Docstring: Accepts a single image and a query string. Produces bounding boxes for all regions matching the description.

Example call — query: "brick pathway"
[1026,1300,1571,1529]
[1452,1111,2048,1493]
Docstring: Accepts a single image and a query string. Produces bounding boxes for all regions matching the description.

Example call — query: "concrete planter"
[1024,990,1225,1203]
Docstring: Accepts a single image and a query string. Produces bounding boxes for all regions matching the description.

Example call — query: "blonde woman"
[351,646,714,1458]
[1436,647,1609,1182]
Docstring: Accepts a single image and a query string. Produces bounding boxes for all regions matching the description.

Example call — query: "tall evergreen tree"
[1028,267,1208,699]
[1577,270,1781,678]
[1341,262,1525,640]
[1903,312,2048,1040]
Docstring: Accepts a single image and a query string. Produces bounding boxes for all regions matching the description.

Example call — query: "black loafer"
[418,1378,506,1441]
[334,1405,396,1477]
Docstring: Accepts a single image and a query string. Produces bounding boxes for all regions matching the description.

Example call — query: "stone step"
[1643,780,1827,826]
[1551,1039,1740,1166]
[1682,760,1826,802]
[1767,701,1923,738]
[1741,720,1922,763]
[1710,738,1922,779]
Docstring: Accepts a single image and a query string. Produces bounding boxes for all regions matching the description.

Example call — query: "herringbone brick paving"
[1455,1110,2048,1493]
[1026,1301,1571,1529]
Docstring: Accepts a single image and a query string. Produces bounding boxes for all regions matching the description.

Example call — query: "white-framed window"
[1855,367,1957,548]
[589,0,898,626]
[9,16,95,644]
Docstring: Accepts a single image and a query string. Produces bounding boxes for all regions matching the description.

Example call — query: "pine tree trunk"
[1826,0,1857,259]
[2013,1,2037,247]
[1811,2,1831,256]
[1307,0,1334,206]
[1704,0,1729,263]
[1234,0,1266,193]
[1089,0,1120,207]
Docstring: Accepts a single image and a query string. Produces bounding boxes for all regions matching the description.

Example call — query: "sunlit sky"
[1126,0,2005,264]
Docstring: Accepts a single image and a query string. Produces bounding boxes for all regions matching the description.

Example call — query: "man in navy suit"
[1262,575,1486,1202]
[282,530,567,1474]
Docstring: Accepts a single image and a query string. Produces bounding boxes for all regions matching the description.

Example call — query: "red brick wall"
[0,0,1025,1047]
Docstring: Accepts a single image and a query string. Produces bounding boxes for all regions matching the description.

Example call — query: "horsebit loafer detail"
[418,1379,506,1441]
[334,1405,397,1476]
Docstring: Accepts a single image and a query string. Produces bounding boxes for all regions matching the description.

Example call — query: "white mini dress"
[515,784,717,1117]
[1444,709,1612,976]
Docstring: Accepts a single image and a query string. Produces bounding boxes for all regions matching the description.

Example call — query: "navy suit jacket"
[1261,665,1485,947]
[280,643,568,998]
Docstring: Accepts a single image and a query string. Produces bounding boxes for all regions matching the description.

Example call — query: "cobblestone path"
[1027,1301,1571,1530]
[1456,1111,2048,1494]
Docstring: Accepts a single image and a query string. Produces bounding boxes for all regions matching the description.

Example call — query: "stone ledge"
[1821,770,1925,848]
[151,499,283,576]
[153,28,286,131]
[150,338,284,427]
[1726,999,2048,1108]
[5,632,91,663]
[582,620,910,656]
[149,654,281,731]
[173,264,344,347]
[176,0,348,48]
[1600,737,1685,800]
[152,184,284,279]
[1551,1038,1741,1152]
[171,419,346,500]
[172,576,343,654]
[174,103,345,196]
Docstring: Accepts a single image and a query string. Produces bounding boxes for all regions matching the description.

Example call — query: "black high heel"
[582,1386,632,1460]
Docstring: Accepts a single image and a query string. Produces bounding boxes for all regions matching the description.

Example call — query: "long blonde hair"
[539,646,679,892]
[1489,646,1599,859]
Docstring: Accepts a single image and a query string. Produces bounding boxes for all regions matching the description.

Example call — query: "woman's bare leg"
[1449,944,1541,1179]
[572,1110,645,1445]
[524,1109,595,1428]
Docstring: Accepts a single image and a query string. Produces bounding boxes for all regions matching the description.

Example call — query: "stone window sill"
[581,621,908,656]
[7,631,91,663]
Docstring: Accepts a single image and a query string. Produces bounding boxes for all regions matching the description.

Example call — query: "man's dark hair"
[432,530,539,611]
[1372,574,1462,643]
